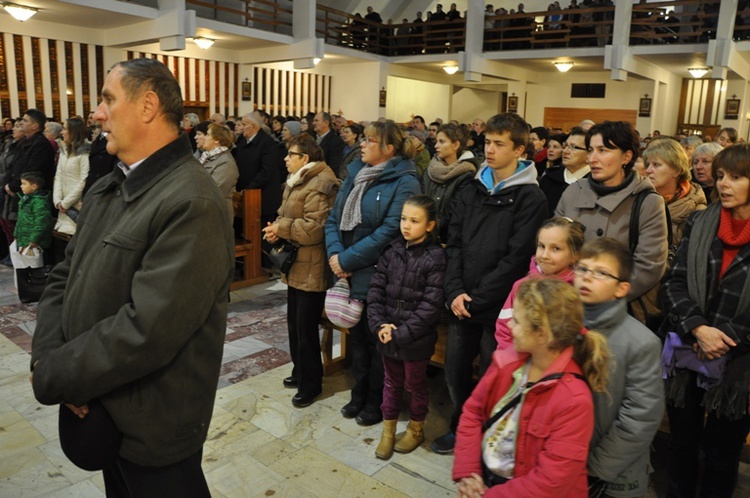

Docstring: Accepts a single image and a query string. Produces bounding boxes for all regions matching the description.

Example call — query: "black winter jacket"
[367,237,446,361]
[445,164,548,326]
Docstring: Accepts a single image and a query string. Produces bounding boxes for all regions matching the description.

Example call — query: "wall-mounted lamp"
[554,61,574,72]
[688,67,709,78]
[3,3,37,22]
[313,58,321,65]
[193,37,215,50]
[443,65,459,75]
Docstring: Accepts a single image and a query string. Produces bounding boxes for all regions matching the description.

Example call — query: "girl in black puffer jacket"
[367,194,446,460]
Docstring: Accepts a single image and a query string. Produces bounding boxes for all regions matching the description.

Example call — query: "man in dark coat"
[82,127,118,197]
[313,111,346,176]
[0,108,55,250]
[234,112,282,227]
[30,58,233,497]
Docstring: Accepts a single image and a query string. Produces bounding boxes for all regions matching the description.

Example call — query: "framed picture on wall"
[379,88,387,108]
[241,81,251,101]
[725,98,740,119]
[508,96,518,113]
[639,97,652,117]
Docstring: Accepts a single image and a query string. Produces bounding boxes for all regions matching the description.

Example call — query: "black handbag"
[16,266,48,303]
[261,238,297,274]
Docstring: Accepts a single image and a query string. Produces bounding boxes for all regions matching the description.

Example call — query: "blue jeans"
[444,319,497,432]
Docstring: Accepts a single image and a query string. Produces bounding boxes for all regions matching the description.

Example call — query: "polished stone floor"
[1,264,749,497]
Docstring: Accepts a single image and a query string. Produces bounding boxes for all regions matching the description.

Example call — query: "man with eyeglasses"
[539,126,590,216]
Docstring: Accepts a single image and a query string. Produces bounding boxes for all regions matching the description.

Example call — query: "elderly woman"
[263,134,338,408]
[53,117,90,235]
[280,120,302,147]
[422,123,479,242]
[715,127,738,148]
[556,121,669,327]
[662,144,750,498]
[198,123,239,221]
[692,142,723,202]
[325,120,421,426]
[339,123,364,180]
[192,121,210,159]
[643,137,707,245]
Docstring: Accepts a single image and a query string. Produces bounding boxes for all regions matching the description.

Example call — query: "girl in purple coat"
[367,194,446,460]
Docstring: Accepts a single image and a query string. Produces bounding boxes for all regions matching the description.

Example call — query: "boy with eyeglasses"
[573,237,663,498]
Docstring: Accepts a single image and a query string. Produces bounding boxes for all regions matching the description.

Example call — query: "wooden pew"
[231,189,268,290]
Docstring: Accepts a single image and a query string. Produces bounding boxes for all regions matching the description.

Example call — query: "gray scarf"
[340,162,387,231]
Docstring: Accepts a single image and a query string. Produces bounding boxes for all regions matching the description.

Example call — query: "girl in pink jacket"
[495,217,584,350]
[454,279,610,498]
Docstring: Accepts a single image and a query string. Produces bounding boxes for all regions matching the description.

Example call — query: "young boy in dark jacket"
[431,113,548,454]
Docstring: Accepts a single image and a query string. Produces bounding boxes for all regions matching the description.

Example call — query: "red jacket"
[453,347,593,498]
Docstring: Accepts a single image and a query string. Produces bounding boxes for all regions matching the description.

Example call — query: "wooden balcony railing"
[186,0,292,35]
[317,5,465,56]
[630,0,720,45]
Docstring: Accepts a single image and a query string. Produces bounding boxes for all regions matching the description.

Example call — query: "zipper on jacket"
[376,191,381,219]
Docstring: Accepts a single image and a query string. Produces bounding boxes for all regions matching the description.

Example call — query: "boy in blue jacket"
[431,113,548,454]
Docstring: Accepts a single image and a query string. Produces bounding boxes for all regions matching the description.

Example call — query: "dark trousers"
[103,448,210,498]
[444,319,497,432]
[348,303,384,410]
[381,356,430,421]
[0,217,14,247]
[667,374,750,498]
[287,286,325,396]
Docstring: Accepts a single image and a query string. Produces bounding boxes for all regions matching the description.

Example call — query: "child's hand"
[377,324,396,344]
[28,242,38,249]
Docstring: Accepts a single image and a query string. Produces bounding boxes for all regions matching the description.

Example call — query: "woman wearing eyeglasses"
[539,127,590,217]
[263,133,339,409]
[555,121,669,329]
[661,144,750,498]
[324,120,421,426]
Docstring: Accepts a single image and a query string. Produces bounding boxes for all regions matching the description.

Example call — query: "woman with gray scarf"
[661,144,750,498]
[324,120,421,426]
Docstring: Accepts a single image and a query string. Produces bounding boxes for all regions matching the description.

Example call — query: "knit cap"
[285,120,302,137]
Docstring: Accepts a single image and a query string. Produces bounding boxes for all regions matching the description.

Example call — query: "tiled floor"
[1,264,749,497]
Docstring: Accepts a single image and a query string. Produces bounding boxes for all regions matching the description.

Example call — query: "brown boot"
[394,419,425,453]
[375,419,398,459]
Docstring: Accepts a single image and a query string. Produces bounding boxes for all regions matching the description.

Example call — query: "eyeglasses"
[563,143,588,152]
[287,151,306,158]
[573,264,622,281]
[365,137,379,145]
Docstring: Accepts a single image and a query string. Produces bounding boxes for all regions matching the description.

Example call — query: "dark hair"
[586,121,640,173]
[567,126,587,139]
[548,133,567,147]
[194,121,210,136]
[318,112,332,126]
[485,113,529,148]
[711,143,750,182]
[344,123,364,139]
[538,217,585,255]
[24,109,46,130]
[64,117,88,155]
[437,123,468,156]
[579,238,633,282]
[207,123,234,148]
[530,126,549,143]
[272,115,286,127]
[21,171,45,188]
[287,133,324,162]
[114,58,182,131]
[718,127,738,145]
[413,115,425,125]
[403,194,439,243]
[429,121,440,128]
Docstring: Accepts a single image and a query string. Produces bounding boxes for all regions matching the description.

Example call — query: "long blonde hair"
[515,279,610,392]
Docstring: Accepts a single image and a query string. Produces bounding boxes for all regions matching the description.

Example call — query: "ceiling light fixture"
[443,65,459,75]
[193,37,215,50]
[3,3,37,22]
[313,57,321,65]
[688,67,709,78]
[554,61,574,72]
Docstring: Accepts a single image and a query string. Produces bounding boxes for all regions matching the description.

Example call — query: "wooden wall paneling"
[184,57,191,102]
[215,61,220,115]
[14,35,27,112]
[543,107,637,132]
[194,58,201,103]
[30,38,43,113]
[233,64,239,118]
[327,76,331,113]
[95,45,103,98]
[224,62,229,116]
[294,71,301,116]
[49,40,60,121]
[264,67,270,113]
[64,41,76,118]
[87,44,97,112]
[312,73,318,112]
